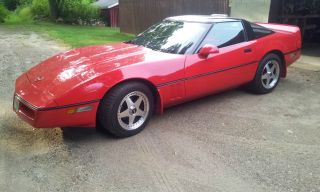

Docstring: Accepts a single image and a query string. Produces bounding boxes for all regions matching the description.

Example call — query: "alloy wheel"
[261,60,280,89]
[117,91,150,130]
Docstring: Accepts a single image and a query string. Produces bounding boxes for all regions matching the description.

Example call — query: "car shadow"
[61,127,115,142]
[61,88,250,142]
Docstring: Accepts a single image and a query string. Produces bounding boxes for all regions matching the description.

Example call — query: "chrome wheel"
[117,91,150,130]
[261,60,280,89]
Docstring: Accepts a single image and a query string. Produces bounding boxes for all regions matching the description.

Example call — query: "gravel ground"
[0,26,320,192]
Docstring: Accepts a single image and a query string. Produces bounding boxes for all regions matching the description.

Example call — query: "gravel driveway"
[1,26,320,192]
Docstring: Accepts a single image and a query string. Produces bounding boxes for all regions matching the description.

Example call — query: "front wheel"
[250,53,282,94]
[98,82,154,138]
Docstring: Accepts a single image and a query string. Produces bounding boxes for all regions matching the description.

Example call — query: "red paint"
[14,17,301,129]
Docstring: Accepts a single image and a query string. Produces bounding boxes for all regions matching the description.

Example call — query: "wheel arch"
[100,78,163,116]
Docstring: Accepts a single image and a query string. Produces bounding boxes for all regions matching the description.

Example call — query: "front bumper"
[13,95,99,128]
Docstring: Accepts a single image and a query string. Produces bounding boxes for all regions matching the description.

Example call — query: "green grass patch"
[3,22,134,47]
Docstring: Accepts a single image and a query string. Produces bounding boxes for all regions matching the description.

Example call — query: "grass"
[3,22,134,48]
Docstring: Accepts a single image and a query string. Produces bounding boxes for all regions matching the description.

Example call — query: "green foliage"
[0,4,10,23]
[19,5,32,18]
[2,0,101,25]
[30,0,49,18]
[4,6,33,24]
[3,0,19,10]
[19,0,32,6]
[60,0,100,24]
[2,0,32,10]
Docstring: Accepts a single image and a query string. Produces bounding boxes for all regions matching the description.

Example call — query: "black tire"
[97,82,154,138]
[249,53,282,94]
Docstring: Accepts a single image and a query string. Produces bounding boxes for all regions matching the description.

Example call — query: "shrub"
[0,4,10,23]
[2,0,100,25]
[4,5,33,24]
[60,0,100,24]
[31,0,49,19]
[19,5,32,18]
[4,12,22,23]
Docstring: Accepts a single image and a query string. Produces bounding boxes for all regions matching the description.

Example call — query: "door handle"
[244,48,252,53]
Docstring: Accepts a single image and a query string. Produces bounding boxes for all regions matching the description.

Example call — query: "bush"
[19,5,32,18]
[61,0,100,24]
[2,0,100,25]
[0,4,10,23]
[31,0,49,19]
[4,5,33,24]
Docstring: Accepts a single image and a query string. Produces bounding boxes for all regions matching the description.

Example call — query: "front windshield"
[128,20,211,54]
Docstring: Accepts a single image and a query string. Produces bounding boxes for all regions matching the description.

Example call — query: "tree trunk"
[48,0,63,20]
[48,0,58,20]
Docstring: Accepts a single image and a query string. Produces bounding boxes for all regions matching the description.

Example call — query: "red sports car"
[14,15,301,137]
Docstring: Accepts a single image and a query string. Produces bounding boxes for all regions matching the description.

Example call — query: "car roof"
[167,15,242,23]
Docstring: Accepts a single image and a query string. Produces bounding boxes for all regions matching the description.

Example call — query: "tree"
[3,0,20,11]
[48,0,64,20]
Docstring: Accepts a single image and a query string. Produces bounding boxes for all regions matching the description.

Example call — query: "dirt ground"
[0,26,320,192]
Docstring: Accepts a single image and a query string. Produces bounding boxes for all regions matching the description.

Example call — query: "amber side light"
[66,106,93,115]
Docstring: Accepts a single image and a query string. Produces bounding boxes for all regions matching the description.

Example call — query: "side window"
[200,22,245,49]
[250,23,274,39]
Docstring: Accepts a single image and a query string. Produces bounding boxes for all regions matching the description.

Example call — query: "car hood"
[25,43,156,100]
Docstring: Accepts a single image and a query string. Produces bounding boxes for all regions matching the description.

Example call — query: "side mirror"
[198,44,219,58]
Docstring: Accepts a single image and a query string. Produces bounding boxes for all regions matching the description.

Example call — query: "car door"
[184,21,259,100]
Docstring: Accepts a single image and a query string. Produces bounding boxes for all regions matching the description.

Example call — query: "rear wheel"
[98,82,154,138]
[250,53,282,94]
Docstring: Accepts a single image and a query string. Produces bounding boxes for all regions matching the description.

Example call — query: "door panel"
[185,41,259,100]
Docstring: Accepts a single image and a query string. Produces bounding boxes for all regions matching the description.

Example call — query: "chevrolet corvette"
[14,15,301,137]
